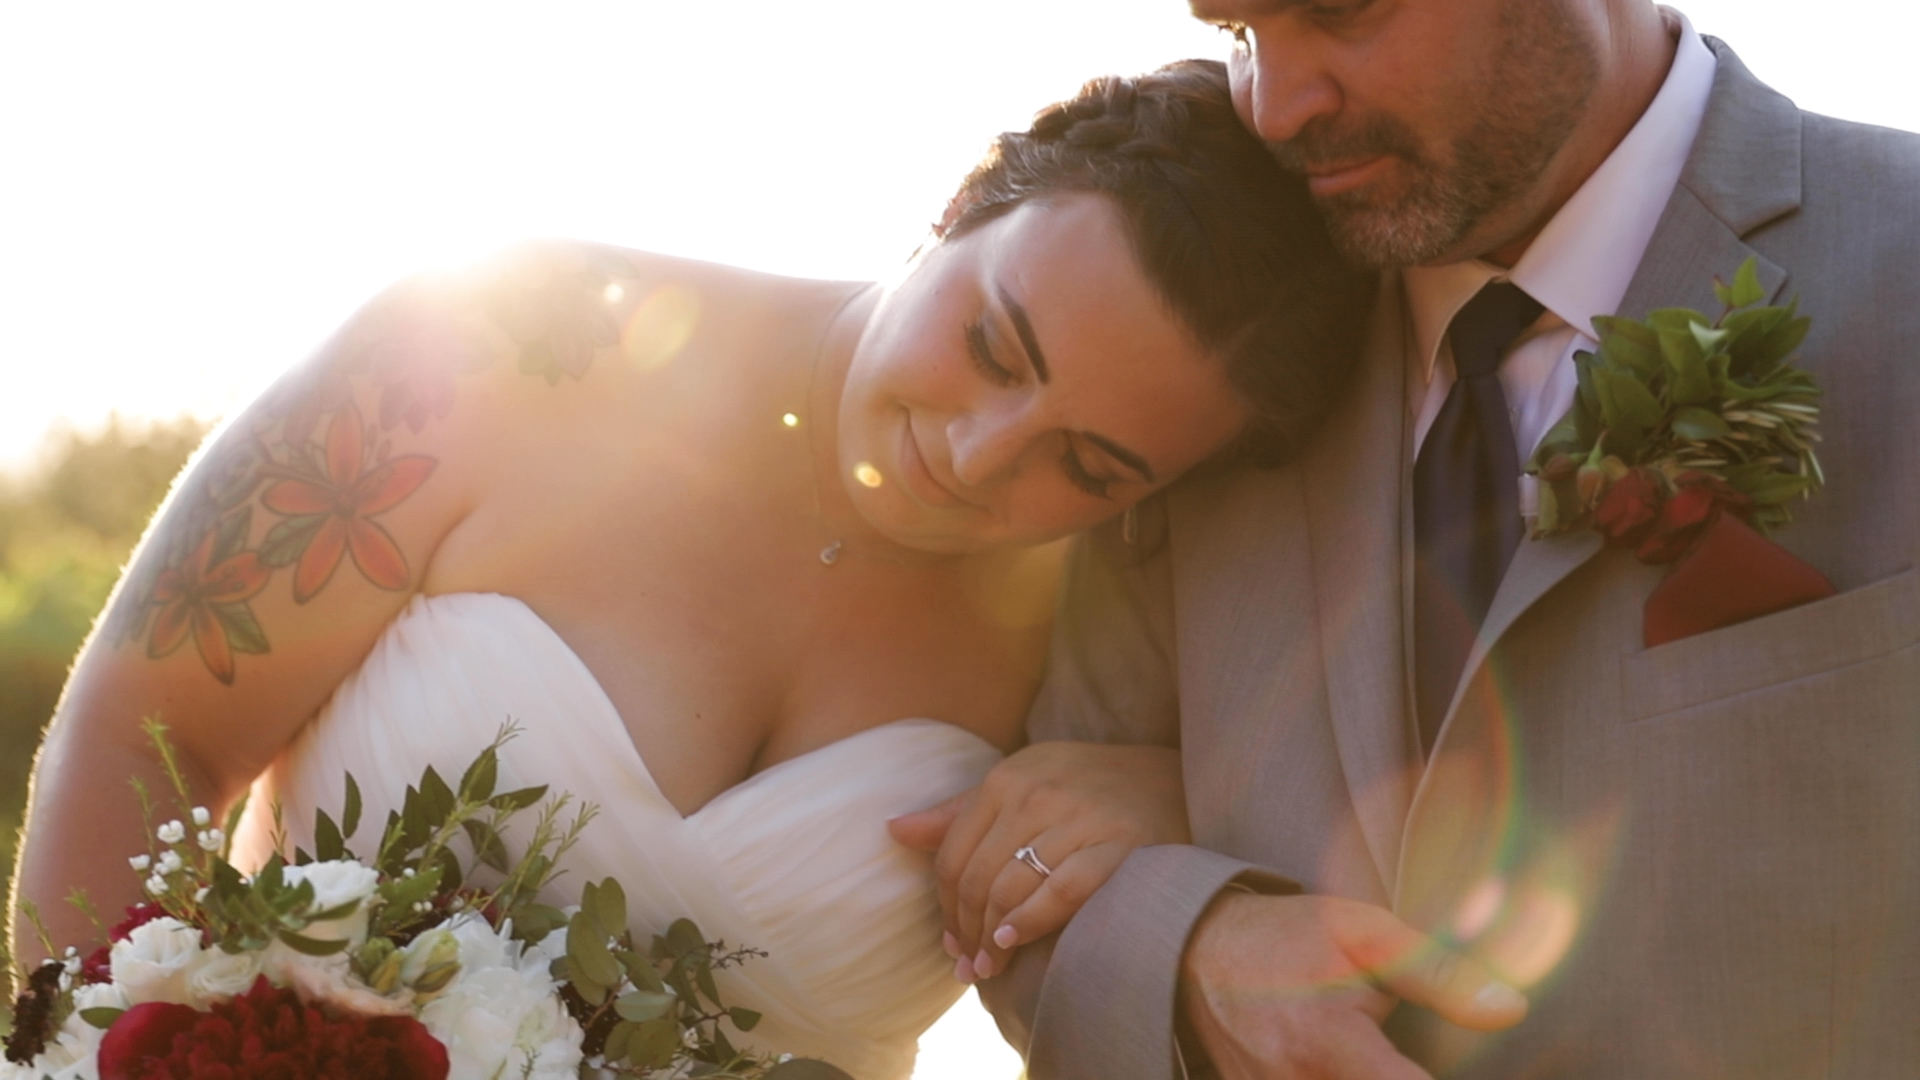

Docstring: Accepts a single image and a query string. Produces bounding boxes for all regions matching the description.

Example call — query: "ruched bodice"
[232,592,1000,1080]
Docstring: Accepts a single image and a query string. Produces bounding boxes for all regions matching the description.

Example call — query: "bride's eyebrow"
[997,285,1051,384]
[1083,431,1156,483]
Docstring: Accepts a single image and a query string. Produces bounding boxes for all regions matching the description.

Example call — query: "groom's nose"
[1230,31,1343,144]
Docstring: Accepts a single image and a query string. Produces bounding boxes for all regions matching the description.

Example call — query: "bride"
[12,60,1370,1078]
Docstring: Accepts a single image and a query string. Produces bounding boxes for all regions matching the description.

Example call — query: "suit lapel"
[1303,274,1419,893]
[1404,42,1808,885]
[1420,39,1803,760]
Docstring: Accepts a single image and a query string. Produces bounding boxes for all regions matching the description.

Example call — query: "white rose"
[279,860,380,945]
[183,947,264,1008]
[419,920,583,1080]
[110,917,205,1005]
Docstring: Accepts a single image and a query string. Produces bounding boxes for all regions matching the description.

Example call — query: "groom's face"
[1195,0,1602,267]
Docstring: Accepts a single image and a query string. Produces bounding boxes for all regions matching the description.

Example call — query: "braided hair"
[936,59,1376,468]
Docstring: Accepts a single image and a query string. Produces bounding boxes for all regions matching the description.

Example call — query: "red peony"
[98,976,447,1080]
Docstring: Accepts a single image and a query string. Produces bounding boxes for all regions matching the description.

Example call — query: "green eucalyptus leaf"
[461,819,510,874]
[631,1018,682,1068]
[304,898,361,924]
[1671,406,1733,442]
[567,907,623,990]
[603,1019,635,1061]
[615,989,676,1023]
[618,949,668,993]
[590,878,628,941]
[728,1006,762,1032]
[458,747,499,804]
[487,785,548,813]
[696,962,723,1008]
[314,809,344,863]
[342,774,362,839]
[667,919,706,957]
[276,930,351,957]
[419,767,456,828]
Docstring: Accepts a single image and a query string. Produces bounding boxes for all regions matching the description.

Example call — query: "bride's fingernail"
[973,950,995,979]
[942,931,962,959]
[993,925,1019,950]
[953,956,977,983]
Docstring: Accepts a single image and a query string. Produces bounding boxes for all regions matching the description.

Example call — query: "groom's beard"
[1267,0,1601,269]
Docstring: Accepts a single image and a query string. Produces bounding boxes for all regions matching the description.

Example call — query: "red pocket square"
[1643,512,1837,647]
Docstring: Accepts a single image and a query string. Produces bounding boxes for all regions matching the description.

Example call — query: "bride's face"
[838,193,1251,553]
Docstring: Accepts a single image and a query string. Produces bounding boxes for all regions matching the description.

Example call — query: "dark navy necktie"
[1413,281,1543,753]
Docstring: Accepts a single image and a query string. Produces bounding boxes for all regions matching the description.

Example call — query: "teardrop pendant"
[820,540,843,566]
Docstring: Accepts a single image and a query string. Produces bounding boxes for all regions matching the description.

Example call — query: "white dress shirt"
[1404,11,1717,521]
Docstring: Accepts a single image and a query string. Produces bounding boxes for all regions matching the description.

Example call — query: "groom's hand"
[1183,891,1526,1080]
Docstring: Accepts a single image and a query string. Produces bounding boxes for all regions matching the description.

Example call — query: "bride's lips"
[896,416,975,510]
[1305,155,1392,198]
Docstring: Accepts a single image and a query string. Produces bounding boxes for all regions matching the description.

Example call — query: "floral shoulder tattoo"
[108,246,646,684]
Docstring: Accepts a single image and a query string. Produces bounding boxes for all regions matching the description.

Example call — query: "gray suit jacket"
[992,41,1920,1079]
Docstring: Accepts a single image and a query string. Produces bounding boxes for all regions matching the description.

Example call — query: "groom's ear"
[887,790,974,851]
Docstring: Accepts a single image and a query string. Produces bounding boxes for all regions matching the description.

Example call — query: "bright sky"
[0,0,1914,1071]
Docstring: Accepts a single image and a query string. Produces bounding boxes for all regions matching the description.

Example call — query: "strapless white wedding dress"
[231,592,1000,1080]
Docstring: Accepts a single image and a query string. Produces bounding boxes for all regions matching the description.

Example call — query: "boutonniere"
[1526,258,1837,646]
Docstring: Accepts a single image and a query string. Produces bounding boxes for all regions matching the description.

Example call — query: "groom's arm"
[977,509,1295,1078]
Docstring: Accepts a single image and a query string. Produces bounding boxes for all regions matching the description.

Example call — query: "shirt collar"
[1403,10,1718,382]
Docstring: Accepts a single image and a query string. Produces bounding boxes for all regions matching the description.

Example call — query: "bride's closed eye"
[964,319,1019,387]
[1060,443,1115,500]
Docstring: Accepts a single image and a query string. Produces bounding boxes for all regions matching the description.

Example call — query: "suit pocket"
[1620,566,1920,720]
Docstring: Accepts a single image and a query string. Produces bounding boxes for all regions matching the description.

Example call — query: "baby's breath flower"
[194,887,210,903]
[157,820,186,845]
[191,806,211,827]
[157,850,184,875]
[196,828,226,852]
[129,854,152,872]
[145,874,169,897]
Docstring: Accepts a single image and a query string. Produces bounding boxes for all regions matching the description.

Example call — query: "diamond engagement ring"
[1013,845,1053,878]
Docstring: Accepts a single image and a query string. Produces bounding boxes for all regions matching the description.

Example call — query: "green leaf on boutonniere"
[1527,257,1824,540]
[1671,406,1732,442]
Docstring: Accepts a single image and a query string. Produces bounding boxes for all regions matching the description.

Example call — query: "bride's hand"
[889,741,1188,982]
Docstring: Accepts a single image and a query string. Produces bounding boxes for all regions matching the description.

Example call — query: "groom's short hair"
[936,60,1376,467]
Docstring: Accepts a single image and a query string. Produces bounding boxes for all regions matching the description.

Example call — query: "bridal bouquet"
[3,722,848,1080]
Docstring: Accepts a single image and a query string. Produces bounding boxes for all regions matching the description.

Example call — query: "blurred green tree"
[0,416,209,945]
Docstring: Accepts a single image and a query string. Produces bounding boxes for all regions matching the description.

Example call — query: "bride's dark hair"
[936,59,1375,467]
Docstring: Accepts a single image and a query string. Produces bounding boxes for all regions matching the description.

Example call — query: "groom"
[955,0,1920,1076]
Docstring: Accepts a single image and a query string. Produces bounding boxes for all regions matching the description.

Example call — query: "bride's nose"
[947,403,1039,490]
